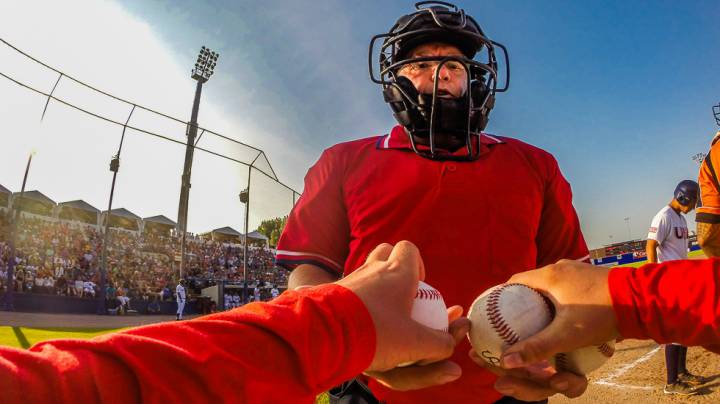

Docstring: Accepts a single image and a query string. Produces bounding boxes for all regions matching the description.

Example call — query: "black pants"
[665,344,688,384]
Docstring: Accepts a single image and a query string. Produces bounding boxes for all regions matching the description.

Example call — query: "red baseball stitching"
[597,343,615,358]
[555,352,569,371]
[486,285,520,345]
[415,288,442,300]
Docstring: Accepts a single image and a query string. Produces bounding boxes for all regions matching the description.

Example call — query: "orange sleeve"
[697,140,720,223]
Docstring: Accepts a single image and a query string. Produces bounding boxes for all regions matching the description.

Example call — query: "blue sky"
[2,1,719,249]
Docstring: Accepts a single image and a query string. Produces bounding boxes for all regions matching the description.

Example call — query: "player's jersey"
[176,284,186,302]
[697,131,720,223]
[647,206,688,262]
[277,125,589,403]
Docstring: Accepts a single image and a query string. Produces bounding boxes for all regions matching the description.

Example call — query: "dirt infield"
[552,339,720,403]
[0,311,199,328]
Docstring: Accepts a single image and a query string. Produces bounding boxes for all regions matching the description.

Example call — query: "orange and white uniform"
[697,131,720,223]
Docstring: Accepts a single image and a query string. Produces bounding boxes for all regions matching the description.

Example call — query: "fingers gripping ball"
[397,281,449,367]
[468,283,615,375]
[468,284,553,367]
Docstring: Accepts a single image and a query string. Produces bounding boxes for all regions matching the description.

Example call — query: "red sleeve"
[0,284,375,404]
[276,147,351,276]
[535,157,589,266]
[609,259,720,349]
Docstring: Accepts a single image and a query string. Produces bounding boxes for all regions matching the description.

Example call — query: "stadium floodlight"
[713,102,720,126]
[178,46,220,279]
[191,46,220,83]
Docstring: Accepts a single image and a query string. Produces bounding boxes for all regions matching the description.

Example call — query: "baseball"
[552,341,616,375]
[468,283,614,375]
[468,283,553,367]
[398,281,448,367]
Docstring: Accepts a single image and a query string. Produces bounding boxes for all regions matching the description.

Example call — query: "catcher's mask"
[369,1,509,161]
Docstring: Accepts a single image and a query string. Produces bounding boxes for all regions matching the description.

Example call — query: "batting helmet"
[369,1,509,161]
[674,180,699,207]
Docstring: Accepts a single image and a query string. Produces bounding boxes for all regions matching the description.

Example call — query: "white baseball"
[552,340,615,375]
[397,281,448,367]
[467,283,553,367]
[468,283,615,375]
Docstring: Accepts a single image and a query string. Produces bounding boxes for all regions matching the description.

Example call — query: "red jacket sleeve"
[609,259,720,351]
[0,285,375,404]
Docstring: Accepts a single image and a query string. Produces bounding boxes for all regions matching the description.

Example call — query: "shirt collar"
[375,125,505,156]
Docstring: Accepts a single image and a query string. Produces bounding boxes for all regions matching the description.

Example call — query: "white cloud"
[0,0,296,233]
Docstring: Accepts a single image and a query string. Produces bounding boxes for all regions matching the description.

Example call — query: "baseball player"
[276,2,589,403]
[646,179,705,395]
[176,279,186,321]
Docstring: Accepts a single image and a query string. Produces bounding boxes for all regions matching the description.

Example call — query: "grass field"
[0,326,120,349]
[615,248,706,268]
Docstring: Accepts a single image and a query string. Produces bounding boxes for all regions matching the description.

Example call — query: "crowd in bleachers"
[0,213,287,308]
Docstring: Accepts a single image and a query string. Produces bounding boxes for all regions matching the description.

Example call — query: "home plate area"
[552,340,720,403]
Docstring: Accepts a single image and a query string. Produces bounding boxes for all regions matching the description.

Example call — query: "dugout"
[101,208,141,231]
[143,215,176,236]
[57,199,100,225]
[11,190,55,217]
[0,183,10,210]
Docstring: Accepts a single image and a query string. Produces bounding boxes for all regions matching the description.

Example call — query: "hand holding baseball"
[500,259,618,369]
[469,259,617,401]
[336,241,469,386]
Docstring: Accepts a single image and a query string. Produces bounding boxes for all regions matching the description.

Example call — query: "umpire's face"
[397,42,468,99]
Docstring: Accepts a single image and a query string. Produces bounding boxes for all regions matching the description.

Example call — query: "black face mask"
[382,73,494,160]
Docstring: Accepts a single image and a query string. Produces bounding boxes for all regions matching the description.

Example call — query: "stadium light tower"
[177,46,219,279]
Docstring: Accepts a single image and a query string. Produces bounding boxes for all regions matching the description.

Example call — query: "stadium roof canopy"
[246,230,268,241]
[0,184,9,208]
[58,200,100,225]
[143,215,177,236]
[13,190,55,205]
[200,226,243,243]
[12,190,55,216]
[102,208,141,231]
[59,200,100,213]
[104,208,141,220]
[213,226,242,236]
[144,215,177,227]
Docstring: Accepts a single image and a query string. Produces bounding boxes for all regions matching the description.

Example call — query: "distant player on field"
[176,279,186,321]
[646,179,705,395]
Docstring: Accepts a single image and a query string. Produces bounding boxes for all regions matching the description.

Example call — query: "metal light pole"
[5,151,35,311]
[97,106,135,315]
[177,46,219,280]
[239,184,250,302]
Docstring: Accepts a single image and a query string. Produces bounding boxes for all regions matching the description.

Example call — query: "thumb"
[500,318,575,369]
[402,322,457,365]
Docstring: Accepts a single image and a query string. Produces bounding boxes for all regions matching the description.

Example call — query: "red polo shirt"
[277,125,589,403]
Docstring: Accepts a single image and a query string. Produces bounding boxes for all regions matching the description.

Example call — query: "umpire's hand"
[336,241,469,390]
